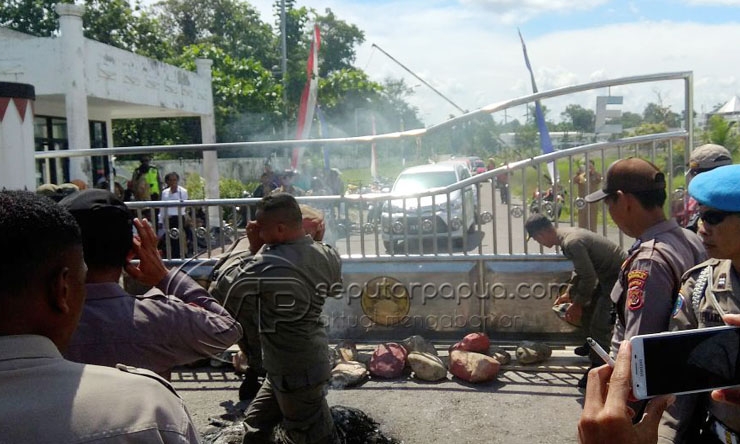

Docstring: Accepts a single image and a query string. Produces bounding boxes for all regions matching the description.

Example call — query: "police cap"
[688,164,740,211]
[585,158,665,203]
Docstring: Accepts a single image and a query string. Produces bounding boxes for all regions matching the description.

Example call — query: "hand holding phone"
[630,325,740,400]
[578,341,674,444]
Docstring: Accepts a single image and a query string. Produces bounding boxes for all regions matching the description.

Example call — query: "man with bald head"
[0,190,199,443]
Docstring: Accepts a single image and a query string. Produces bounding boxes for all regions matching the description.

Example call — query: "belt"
[709,416,740,444]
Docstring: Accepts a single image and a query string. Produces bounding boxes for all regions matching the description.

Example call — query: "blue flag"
[518,29,555,183]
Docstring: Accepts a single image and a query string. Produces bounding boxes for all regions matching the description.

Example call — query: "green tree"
[560,104,595,133]
[703,114,739,153]
[0,0,169,58]
[643,102,680,128]
[621,111,642,129]
[174,43,282,143]
[315,8,364,76]
[153,0,277,66]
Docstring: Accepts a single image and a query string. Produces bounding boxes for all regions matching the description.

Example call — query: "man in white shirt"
[159,171,192,257]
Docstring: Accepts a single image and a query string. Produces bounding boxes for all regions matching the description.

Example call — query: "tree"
[621,111,642,129]
[703,114,739,154]
[560,104,595,133]
[153,0,277,66]
[315,8,364,76]
[0,0,169,58]
[643,102,680,128]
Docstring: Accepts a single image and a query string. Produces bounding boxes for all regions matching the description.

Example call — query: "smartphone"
[630,325,740,400]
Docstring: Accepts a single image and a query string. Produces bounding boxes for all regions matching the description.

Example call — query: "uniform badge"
[672,295,684,317]
[627,270,648,311]
[717,273,727,290]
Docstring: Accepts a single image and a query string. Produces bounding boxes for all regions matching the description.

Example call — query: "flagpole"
[280,0,288,139]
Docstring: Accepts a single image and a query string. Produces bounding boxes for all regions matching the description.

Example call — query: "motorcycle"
[529,185,565,222]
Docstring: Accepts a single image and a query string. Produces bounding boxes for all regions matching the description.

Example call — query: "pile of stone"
[329,334,553,387]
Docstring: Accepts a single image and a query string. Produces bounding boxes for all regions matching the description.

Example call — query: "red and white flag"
[291,24,321,170]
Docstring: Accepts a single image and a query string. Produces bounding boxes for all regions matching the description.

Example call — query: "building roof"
[713,95,740,115]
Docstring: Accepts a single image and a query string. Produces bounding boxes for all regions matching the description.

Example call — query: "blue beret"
[688,164,740,211]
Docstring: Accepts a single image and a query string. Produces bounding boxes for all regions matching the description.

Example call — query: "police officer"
[584,158,706,356]
[0,191,199,443]
[131,155,163,200]
[659,164,740,443]
[677,144,732,231]
[526,213,626,387]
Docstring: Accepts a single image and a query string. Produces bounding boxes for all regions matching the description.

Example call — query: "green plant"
[185,172,205,199]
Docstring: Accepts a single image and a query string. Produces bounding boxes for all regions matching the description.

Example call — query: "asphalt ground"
[172,343,589,444]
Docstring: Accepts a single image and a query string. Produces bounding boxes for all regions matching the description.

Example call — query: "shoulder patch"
[116,364,180,398]
[672,294,684,317]
[627,270,648,311]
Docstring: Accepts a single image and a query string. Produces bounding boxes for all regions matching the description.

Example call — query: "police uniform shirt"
[610,219,706,355]
[657,258,740,443]
[65,268,243,379]
[557,227,626,305]
[0,335,200,443]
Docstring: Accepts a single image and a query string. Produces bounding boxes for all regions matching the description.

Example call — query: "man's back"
[0,335,199,443]
[559,227,625,280]
[242,236,341,377]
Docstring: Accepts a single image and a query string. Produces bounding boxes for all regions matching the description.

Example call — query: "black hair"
[164,172,179,182]
[524,213,553,237]
[630,188,666,210]
[256,193,302,228]
[0,191,82,296]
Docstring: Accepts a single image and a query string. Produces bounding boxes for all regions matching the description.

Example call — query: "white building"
[0,3,216,188]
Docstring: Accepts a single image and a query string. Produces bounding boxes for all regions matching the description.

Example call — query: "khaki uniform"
[611,219,706,355]
[557,227,626,357]
[238,236,342,444]
[658,259,740,443]
[0,335,200,443]
[574,169,602,232]
[209,236,263,373]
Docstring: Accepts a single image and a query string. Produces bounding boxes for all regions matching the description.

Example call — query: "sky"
[202,0,740,126]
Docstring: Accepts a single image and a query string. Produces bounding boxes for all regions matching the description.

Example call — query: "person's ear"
[48,266,73,314]
[314,220,326,242]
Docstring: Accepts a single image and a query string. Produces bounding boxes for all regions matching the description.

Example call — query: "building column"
[56,3,91,184]
[0,82,36,190]
[196,58,220,226]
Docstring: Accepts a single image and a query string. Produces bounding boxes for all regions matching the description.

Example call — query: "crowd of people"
[6,143,740,443]
[529,147,740,443]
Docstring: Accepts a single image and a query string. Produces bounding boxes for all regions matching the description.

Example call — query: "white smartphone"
[630,325,740,400]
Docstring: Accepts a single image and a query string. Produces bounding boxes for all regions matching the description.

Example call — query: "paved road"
[331,181,632,257]
[173,343,589,444]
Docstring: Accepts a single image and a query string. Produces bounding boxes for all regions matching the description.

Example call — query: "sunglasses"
[700,210,736,226]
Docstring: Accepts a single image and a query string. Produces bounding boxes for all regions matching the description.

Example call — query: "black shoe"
[574,343,590,357]
[577,371,589,389]
[238,369,263,401]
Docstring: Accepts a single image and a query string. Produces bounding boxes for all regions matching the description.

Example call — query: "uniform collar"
[85,282,128,300]
[0,335,61,362]
[640,218,680,242]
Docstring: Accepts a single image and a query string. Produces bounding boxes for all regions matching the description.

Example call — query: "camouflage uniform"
[658,258,740,443]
